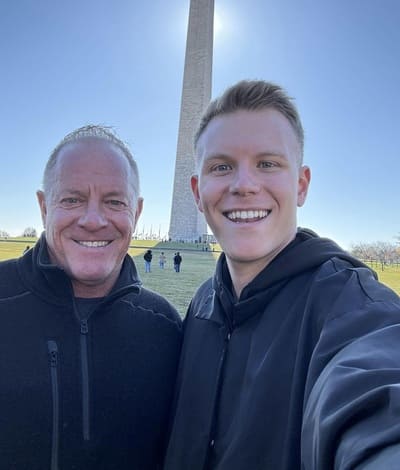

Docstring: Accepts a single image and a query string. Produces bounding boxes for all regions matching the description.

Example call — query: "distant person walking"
[144,249,152,272]
[159,252,166,269]
[173,252,182,273]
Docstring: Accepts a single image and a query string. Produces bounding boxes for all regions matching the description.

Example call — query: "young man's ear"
[191,175,204,213]
[36,190,48,228]
[297,166,311,207]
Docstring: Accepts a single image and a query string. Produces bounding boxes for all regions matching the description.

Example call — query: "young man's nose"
[230,167,261,195]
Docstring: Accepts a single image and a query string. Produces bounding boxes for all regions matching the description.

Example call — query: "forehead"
[55,138,131,179]
[196,109,300,160]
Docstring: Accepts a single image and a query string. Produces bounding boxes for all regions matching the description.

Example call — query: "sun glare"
[214,10,223,37]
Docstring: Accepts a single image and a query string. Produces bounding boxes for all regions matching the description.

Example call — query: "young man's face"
[37,138,142,297]
[192,109,310,274]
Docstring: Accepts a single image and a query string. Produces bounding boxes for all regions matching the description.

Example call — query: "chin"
[70,265,110,281]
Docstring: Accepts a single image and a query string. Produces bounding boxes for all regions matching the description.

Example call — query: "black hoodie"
[0,234,182,470]
[164,229,400,470]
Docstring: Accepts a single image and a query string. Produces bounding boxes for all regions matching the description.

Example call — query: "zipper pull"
[47,340,58,367]
[80,319,89,334]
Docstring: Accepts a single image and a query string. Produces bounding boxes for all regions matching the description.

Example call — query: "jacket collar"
[17,233,141,306]
[199,228,372,328]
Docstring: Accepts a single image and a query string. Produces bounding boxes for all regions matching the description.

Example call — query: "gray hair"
[195,79,304,163]
[43,124,140,201]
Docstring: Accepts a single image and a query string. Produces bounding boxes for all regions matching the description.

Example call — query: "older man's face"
[37,138,142,297]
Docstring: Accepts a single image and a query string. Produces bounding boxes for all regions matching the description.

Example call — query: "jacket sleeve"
[354,444,400,469]
[301,266,400,469]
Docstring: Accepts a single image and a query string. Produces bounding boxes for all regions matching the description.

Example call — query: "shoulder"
[126,286,182,326]
[314,257,398,304]
[0,258,26,299]
[187,277,213,312]
[0,257,18,274]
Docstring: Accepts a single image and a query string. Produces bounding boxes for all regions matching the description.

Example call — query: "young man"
[0,125,182,469]
[164,81,400,469]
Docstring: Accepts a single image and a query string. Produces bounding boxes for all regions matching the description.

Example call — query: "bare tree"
[351,241,399,271]
[22,227,37,238]
[350,242,373,262]
[372,242,393,270]
[0,229,10,238]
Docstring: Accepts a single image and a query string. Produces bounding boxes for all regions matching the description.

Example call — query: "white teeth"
[226,210,269,221]
[78,241,109,247]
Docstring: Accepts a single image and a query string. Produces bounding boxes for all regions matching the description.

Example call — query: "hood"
[211,228,374,327]
[17,233,141,306]
[249,228,373,291]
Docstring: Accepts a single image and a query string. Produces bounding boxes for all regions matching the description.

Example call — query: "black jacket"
[164,229,400,470]
[173,254,182,265]
[0,235,182,470]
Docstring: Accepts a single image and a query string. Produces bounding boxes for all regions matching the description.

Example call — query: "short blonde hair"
[195,80,304,163]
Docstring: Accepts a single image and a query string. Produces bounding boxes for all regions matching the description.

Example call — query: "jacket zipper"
[80,319,90,441]
[47,340,60,470]
[73,284,139,441]
[203,329,232,470]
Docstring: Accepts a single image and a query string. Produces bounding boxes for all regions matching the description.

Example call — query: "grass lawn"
[130,243,218,316]
[1,238,399,317]
[366,262,400,296]
[0,238,37,260]
[0,238,218,316]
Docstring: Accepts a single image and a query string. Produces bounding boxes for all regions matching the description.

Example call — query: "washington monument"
[168,0,214,242]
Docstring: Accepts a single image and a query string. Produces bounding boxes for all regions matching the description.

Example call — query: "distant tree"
[352,241,399,271]
[350,242,373,262]
[371,241,396,271]
[0,229,10,238]
[22,227,37,238]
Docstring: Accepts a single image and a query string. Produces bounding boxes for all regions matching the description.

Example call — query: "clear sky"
[1,0,399,249]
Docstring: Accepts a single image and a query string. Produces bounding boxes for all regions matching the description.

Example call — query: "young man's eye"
[211,164,231,172]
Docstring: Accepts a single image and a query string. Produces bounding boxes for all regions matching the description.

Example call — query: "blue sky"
[1,0,399,249]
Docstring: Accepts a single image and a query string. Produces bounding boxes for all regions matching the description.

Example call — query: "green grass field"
[366,262,400,296]
[1,238,399,316]
[0,238,37,260]
[0,238,218,316]
[129,243,218,316]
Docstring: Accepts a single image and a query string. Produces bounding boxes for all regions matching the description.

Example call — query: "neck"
[71,278,115,298]
[225,235,296,298]
[226,257,269,298]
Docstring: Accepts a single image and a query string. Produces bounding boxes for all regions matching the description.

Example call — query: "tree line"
[351,236,400,271]
[1,228,399,271]
[0,227,37,238]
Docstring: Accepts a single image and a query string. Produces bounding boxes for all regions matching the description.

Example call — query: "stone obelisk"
[168,0,214,242]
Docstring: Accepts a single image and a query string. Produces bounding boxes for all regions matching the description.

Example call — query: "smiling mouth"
[76,240,111,248]
[224,209,271,223]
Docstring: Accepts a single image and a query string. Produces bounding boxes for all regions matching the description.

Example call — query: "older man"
[164,80,400,469]
[0,125,182,469]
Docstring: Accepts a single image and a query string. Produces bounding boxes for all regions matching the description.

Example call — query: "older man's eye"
[60,197,80,206]
[106,200,127,209]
